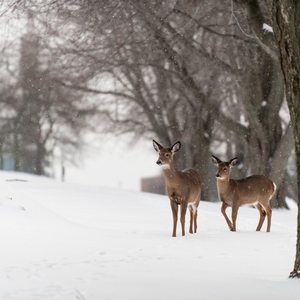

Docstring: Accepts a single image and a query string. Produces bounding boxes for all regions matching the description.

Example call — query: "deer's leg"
[194,208,198,233]
[255,203,266,231]
[262,204,272,232]
[189,205,193,234]
[231,204,239,232]
[221,202,233,231]
[180,201,187,236]
[188,203,197,234]
[170,200,178,237]
[266,207,272,232]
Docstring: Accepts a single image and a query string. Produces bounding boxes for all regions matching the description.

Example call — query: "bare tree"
[230,0,300,280]
[0,10,99,175]
[35,0,221,199]
[269,0,300,280]
[6,0,294,204]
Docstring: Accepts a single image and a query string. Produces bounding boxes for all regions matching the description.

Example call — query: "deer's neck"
[162,163,180,183]
[217,177,232,197]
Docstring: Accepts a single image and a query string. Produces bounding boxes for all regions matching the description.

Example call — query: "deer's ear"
[211,155,221,165]
[229,157,238,167]
[171,141,181,153]
[153,140,163,152]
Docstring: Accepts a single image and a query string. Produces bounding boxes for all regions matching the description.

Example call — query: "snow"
[263,23,273,33]
[0,171,298,300]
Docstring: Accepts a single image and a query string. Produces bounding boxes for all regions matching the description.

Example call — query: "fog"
[57,135,159,192]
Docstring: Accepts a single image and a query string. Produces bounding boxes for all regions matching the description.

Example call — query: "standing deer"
[211,155,276,232]
[153,140,202,237]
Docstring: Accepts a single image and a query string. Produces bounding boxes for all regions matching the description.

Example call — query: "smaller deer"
[153,140,202,237]
[211,155,276,232]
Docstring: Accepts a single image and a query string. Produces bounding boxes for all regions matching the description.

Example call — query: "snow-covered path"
[0,172,298,300]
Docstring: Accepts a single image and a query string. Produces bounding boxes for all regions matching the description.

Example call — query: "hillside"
[0,171,298,300]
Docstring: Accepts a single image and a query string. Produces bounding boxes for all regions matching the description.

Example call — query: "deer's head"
[211,155,238,180]
[153,140,181,169]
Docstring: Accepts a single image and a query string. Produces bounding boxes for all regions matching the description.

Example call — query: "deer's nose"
[216,174,221,178]
[156,160,162,165]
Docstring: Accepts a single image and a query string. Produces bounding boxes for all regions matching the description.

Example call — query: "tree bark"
[269,0,300,279]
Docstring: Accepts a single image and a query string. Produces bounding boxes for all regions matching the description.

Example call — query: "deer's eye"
[165,154,169,157]
[223,168,227,171]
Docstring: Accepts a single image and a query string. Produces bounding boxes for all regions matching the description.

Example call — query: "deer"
[211,155,276,232]
[153,140,202,237]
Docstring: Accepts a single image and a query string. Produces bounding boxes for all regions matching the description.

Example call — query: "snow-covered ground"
[0,171,298,300]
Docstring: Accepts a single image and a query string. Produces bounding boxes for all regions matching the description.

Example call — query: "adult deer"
[211,155,276,232]
[153,140,202,237]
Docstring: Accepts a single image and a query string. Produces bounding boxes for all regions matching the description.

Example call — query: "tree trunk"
[13,126,20,172]
[35,145,44,175]
[270,0,300,279]
[0,142,3,170]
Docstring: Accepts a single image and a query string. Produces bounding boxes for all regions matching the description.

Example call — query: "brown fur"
[153,140,202,237]
[212,155,276,232]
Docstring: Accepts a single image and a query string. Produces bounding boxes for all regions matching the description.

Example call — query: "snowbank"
[0,171,298,300]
